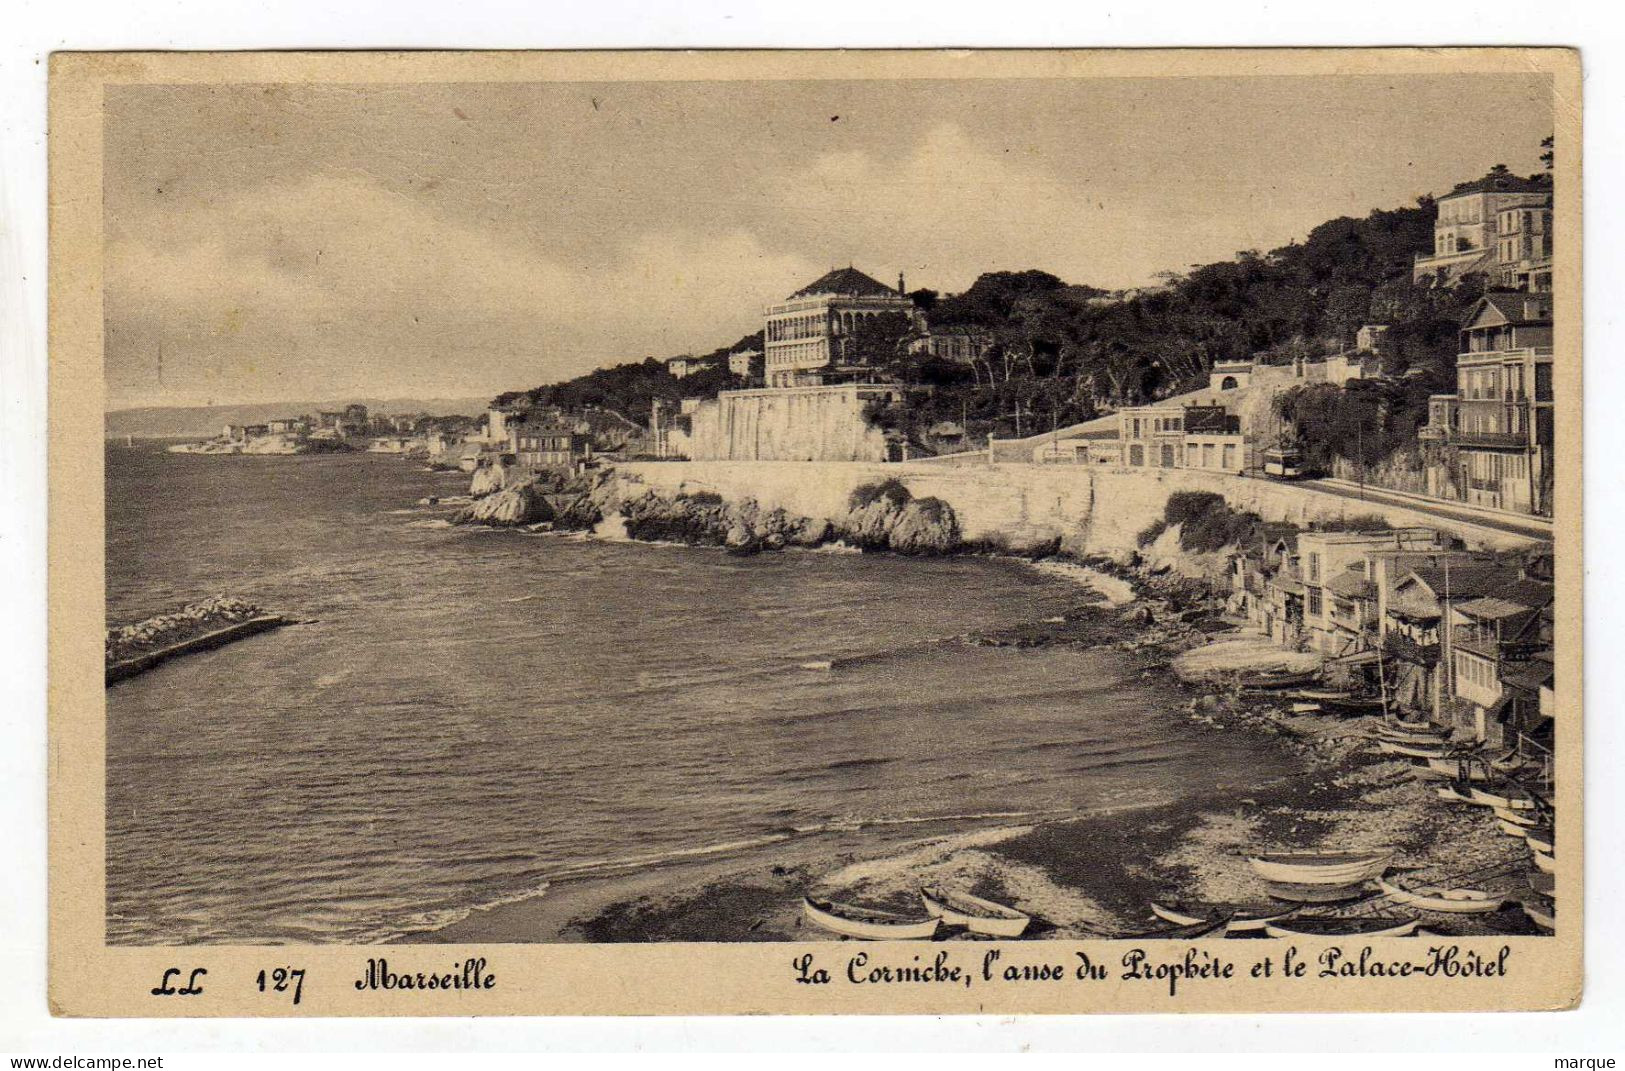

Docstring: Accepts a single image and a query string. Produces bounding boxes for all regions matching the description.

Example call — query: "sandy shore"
[402,614,1545,946]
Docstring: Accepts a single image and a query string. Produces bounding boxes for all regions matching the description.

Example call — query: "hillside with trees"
[495,162,1548,467]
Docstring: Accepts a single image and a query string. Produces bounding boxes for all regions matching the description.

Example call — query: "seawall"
[612,461,1544,555]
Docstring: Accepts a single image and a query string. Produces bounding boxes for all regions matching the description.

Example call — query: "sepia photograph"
[44,47,1582,1017]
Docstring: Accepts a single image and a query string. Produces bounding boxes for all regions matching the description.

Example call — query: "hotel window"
[1307,552,1320,582]
[1308,590,1323,617]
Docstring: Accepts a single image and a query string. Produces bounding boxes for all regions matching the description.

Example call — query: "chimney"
[898,271,906,295]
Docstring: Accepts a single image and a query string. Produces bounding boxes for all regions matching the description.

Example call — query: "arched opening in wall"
[1221,376,1238,390]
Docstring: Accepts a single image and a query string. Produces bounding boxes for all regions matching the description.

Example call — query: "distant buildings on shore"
[1230,526,1553,760]
[1419,291,1554,516]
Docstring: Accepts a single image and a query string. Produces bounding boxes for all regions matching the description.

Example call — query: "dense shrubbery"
[849,477,913,511]
[1312,513,1391,532]
[1137,491,1266,554]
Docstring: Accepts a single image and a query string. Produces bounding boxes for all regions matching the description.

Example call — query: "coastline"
[389,524,1538,944]
[399,697,1538,944]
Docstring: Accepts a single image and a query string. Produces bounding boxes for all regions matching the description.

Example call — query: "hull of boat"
[1225,908,1298,933]
[1264,880,1369,904]
[1238,671,1318,690]
[1377,878,1503,914]
[1525,831,1554,854]
[1376,740,1451,759]
[919,889,1030,937]
[1149,901,1207,928]
[1425,757,1490,781]
[1264,917,1419,939]
[1248,853,1389,886]
[1533,850,1555,875]
[1527,872,1556,896]
[1436,785,1478,804]
[1470,788,1537,810]
[1133,919,1231,939]
[1493,805,1538,825]
[802,898,940,941]
[1499,818,1536,838]
[1373,721,1448,741]
[1523,899,1555,931]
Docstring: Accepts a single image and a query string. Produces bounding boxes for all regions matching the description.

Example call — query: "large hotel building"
[762,267,924,388]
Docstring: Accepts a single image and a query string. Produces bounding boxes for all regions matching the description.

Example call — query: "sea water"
[105,446,1290,944]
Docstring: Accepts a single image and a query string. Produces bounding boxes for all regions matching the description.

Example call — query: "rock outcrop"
[468,463,507,498]
[452,483,552,526]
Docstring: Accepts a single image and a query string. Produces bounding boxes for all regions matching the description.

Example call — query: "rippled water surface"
[106,447,1289,944]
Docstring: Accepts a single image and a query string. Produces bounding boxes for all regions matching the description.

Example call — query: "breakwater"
[106,596,288,684]
[611,461,1545,554]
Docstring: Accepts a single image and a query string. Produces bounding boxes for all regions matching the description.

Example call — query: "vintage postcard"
[49,48,1581,1016]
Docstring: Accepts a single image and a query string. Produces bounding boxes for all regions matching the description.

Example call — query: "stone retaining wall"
[613,461,1544,555]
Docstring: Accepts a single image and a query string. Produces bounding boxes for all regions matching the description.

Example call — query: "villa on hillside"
[1419,290,1555,516]
[762,267,925,388]
[1412,170,1552,286]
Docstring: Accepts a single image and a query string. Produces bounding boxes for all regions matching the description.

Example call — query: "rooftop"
[787,267,901,300]
[1454,596,1537,621]
[1464,290,1553,329]
[1403,563,1520,600]
[1442,171,1552,199]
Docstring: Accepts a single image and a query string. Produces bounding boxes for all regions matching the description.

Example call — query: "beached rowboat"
[1247,852,1390,886]
[1376,877,1504,914]
[1148,901,1206,927]
[1493,805,1539,825]
[1264,916,1420,939]
[801,897,940,941]
[1527,871,1555,896]
[1425,757,1490,781]
[1435,785,1478,804]
[1523,898,1555,932]
[1533,849,1555,875]
[1132,918,1231,939]
[919,887,1030,938]
[1524,829,1554,854]
[1372,721,1449,741]
[1469,787,1538,810]
[1149,901,1296,934]
[1499,817,1537,838]
[1264,880,1370,904]
[1376,740,1453,760]
[1237,671,1319,691]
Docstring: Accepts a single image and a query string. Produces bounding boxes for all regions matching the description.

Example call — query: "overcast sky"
[103,73,1552,409]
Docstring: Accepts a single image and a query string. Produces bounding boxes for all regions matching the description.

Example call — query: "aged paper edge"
[47,47,1583,1017]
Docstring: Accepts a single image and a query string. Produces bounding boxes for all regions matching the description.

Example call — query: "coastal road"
[1293,477,1554,543]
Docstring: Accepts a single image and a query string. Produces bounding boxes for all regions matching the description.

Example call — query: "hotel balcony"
[1454,430,1529,450]
[1457,345,1553,363]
